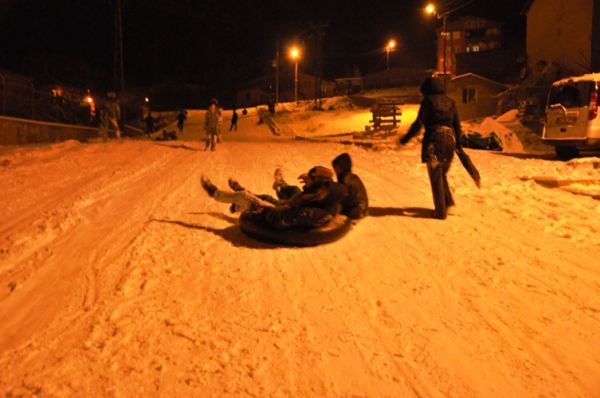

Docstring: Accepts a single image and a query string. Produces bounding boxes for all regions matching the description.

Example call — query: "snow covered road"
[1,112,600,397]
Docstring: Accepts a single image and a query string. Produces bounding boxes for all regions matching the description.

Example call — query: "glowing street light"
[290,47,300,61]
[386,39,397,70]
[425,3,450,78]
[289,46,301,103]
[144,97,150,103]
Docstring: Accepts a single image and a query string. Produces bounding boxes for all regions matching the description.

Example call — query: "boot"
[200,176,217,197]
[228,178,245,192]
[272,167,286,190]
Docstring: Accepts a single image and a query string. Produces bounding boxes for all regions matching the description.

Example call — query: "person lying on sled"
[200,166,347,230]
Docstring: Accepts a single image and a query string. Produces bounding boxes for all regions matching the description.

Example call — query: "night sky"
[0,0,526,100]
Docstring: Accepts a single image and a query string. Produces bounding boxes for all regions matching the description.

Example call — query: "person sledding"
[226,153,369,221]
[332,153,369,220]
[200,166,348,230]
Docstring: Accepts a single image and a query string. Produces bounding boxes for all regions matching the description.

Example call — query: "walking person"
[398,76,464,219]
[99,109,109,142]
[204,98,222,151]
[177,109,187,132]
[229,108,239,132]
[144,112,155,138]
[106,92,122,140]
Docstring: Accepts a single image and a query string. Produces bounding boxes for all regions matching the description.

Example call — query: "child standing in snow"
[204,98,222,151]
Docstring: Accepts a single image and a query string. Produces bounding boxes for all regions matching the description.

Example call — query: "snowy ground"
[1,107,600,397]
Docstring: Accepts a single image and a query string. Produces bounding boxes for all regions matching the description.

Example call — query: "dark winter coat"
[332,153,369,219]
[263,177,348,230]
[290,179,348,216]
[400,77,463,163]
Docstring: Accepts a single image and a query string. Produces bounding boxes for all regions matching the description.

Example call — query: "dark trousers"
[425,128,456,219]
[205,131,217,151]
[229,121,237,131]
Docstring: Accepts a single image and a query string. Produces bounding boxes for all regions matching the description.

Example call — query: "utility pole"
[442,14,448,79]
[114,0,125,94]
[311,23,327,109]
[275,41,280,105]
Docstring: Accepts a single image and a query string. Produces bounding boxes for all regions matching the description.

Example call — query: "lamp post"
[290,47,301,103]
[386,39,396,71]
[425,3,450,78]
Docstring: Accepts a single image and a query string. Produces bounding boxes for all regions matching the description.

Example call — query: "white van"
[542,73,600,159]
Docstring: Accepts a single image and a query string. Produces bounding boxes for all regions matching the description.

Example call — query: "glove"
[398,136,409,145]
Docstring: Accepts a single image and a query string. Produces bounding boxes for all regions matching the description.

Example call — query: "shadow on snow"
[150,216,277,249]
[368,206,437,219]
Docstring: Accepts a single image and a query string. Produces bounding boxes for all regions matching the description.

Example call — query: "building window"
[472,45,480,52]
[462,88,477,104]
[452,31,461,40]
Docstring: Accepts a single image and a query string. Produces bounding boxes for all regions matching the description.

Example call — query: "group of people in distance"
[200,152,369,230]
[201,75,467,225]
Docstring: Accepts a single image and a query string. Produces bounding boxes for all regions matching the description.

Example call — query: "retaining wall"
[0,115,100,145]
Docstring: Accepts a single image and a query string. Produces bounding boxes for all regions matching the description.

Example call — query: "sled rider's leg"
[210,132,216,151]
[213,190,274,212]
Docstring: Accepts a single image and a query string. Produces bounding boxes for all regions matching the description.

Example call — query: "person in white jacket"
[204,98,222,151]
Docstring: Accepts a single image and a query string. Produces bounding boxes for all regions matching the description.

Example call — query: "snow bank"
[464,116,552,154]
[495,109,519,123]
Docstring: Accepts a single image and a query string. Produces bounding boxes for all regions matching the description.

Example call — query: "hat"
[209,98,218,105]
[420,77,445,95]
[308,166,334,180]
[332,153,352,173]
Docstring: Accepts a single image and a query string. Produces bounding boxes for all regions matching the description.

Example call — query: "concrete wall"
[0,115,100,145]
[527,0,593,74]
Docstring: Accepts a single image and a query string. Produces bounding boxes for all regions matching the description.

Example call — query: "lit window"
[453,31,461,39]
[462,88,477,103]
[472,45,480,52]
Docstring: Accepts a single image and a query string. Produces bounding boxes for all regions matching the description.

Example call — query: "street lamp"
[289,47,301,103]
[386,39,396,70]
[425,3,450,77]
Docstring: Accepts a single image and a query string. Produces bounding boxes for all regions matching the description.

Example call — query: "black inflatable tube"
[239,213,352,247]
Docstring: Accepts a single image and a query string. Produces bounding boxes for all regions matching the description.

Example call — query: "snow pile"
[522,157,600,199]
[464,115,552,154]
[472,117,524,152]
[320,96,355,110]
[495,109,519,123]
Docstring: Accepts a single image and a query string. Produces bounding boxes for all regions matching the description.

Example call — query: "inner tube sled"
[239,212,352,246]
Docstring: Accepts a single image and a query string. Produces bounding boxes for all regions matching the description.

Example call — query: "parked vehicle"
[542,73,600,159]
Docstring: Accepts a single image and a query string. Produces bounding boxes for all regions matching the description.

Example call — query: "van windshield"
[548,82,593,108]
